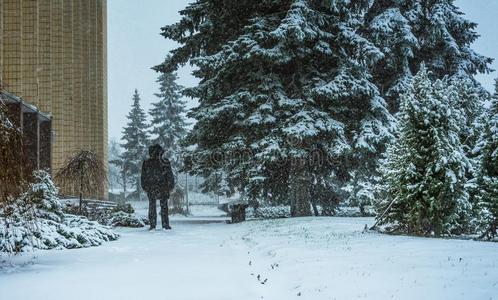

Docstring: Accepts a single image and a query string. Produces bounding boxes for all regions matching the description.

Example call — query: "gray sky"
[108,0,195,142]
[108,0,498,141]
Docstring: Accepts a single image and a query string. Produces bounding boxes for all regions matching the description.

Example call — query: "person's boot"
[149,226,156,231]
[162,215,171,230]
[162,216,171,230]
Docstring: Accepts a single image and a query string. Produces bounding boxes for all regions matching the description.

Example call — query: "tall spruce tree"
[157,0,394,215]
[475,80,498,240]
[150,59,188,171]
[121,89,149,200]
[365,0,493,112]
[452,80,486,153]
[108,139,121,193]
[376,67,471,236]
[364,0,491,214]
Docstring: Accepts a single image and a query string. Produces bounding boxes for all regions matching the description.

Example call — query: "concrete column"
[22,111,39,172]
[39,118,52,172]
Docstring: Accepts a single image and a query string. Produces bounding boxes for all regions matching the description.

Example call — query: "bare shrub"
[0,101,28,208]
[56,150,108,211]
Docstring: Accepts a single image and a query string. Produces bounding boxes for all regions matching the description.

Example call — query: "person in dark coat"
[141,144,175,230]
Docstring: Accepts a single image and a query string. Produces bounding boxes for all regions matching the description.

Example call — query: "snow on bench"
[61,198,117,211]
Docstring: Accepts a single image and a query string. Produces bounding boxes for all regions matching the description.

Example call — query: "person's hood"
[149,144,164,158]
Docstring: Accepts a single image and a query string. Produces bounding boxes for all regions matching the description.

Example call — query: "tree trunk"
[122,173,127,201]
[478,219,498,240]
[311,198,319,216]
[79,176,84,214]
[309,181,319,216]
[290,159,312,217]
[137,178,142,201]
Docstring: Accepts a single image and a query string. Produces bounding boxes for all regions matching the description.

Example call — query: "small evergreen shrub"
[0,171,118,253]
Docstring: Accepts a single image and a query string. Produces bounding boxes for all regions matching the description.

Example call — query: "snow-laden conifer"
[474,80,498,240]
[376,67,471,236]
[121,89,149,200]
[365,0,493,112]
[157,0,394,214]
[149,59,188,171]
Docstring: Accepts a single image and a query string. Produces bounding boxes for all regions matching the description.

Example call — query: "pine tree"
[376,67,471,236]
[108,139,133,201]
[363,0,491,214]
[157,0,394,214]
[452,79,487,154]
[150,59,188,171]
[475,79,498,240]
[365,0,493,112]
[108,139,121,193]
[451,80,487,202]
[110,155,133,201]
[121,89,149,200]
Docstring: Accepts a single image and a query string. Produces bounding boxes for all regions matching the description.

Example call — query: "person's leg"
[160,194,171,229]
[148,194,157,229]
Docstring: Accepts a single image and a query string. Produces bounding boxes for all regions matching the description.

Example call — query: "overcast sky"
[107,0,498,142]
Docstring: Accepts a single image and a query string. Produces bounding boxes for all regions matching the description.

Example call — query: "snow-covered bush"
[28,169,63,220]
[0,171,118,253]
[106,211,149,228]
[107,202,148,228]
[63,202,109,224]
[114,201,134,214]
[252,206,291,219]
[63,199,148,228]
[1,215,117,253]
[334,206,376,218]
[248,204,376,219]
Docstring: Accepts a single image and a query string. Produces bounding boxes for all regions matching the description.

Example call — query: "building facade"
[0,0,108,199]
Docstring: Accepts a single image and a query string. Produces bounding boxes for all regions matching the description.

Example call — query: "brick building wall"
[0,0,108,199]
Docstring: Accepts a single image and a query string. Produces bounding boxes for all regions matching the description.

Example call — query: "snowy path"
[0,218,260,300]
[1,217,498,300]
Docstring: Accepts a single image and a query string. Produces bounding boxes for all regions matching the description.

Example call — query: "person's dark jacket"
[141,157,175,197]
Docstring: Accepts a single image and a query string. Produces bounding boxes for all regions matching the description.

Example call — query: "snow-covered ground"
[1,213,498,300]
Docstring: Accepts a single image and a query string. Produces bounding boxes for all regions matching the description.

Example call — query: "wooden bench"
[81,199,117,211]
